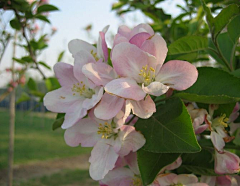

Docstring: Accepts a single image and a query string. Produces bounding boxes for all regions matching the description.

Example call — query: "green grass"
[14,169,98,186]
[0,110,91,169]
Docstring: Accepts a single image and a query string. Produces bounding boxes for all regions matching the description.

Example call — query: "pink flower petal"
[64,118,100,147]
[142,81,169,96]
[111,42,153,83]
[216,176,232,186]
[156,173,177,186]
[215,150,240,174]
[200,176,216,186]
[82,87,103,110]
[73,50,96,82]
[118,25,131,39]
[100,167,134,186]
[97,25,109,62]
[82,62,117,86]
[128,95,156,119]
[173,174,198,185]
[105,78,146,101]
[68,39,96,56]
[89,139,119,180]
[94,93,125,120]
[131,23,154,38]
[54,62,78,88]
[141,34,168,72]
[156,60,198,90]
[124,152,140,175]
[164,157,182,171]
[43,87,83,113]
[211,131,225,152]
[117,125,146,156]
[129,32,151,48]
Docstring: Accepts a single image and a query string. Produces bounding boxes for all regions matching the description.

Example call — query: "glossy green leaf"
[135,97,201,153]
[52,113,65,130]
[45,77,60,91]
[214,4,240,38]
[57,51,65,62]
[228,15,240,43]
[10,18,21,30]
[38,61,51,70]
[200,0,214,33]
[37,4,59,14]
[168,36,208,55]
[175,67,240,104]
[178,149,217,176]
[16,92,30,104]
[232,69,240,78]
[27,78,38,91]
[138,149,180,185]
[35,14,51,23]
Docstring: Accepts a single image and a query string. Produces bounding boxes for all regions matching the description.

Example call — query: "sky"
[0,0,185,87]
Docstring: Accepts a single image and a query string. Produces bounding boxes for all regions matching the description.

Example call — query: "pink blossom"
[64,110,145,180]
[18,76,26,85]
[7,87,13,93]
[214,150,240,174]
[43,51,104,129]
[186,103,208,134]
[201,175,240,186]
[105,40,198,100]
[156,173,208,186]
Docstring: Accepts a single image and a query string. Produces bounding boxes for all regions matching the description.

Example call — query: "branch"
[13,9,46,79]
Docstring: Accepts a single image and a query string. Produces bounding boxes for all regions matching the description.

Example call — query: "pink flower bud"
[8,87,13,92]
[215,150,240,174]
[19,76,26,85]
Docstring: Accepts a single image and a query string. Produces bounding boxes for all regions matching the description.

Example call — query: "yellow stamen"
[97,122,113,139]
[139,64,155,85]
[71,83,94,98]
[91,50,99,61]
[131,176,142,186]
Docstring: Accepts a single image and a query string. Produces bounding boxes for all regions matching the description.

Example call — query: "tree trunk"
[8,31,17,186]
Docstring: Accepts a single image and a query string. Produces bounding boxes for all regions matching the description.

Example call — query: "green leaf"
[232,69,240,78]
[38,61,51,70]
[200,0,214,33]
[10,18,21,30]
[16,92,30,104]
[45,77,60,91]
[135,97,201,153]
[168,36,208,55]
[57,51,65,62]
[52,115,65,130]
[138,149,180,185]
[214,4,240,38]
[228,15,240,43]
[178,149,217,176]
[35,14,51,23]
[175,67,240,104]
[112,2,125,10]
[27,78,38,91]
[29,90,44,98]
[37,4,59,14]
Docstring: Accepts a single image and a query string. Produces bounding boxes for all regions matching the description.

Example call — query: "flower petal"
[68,39,96,56]
[89,139,119,180]
[94,93,125,120]
[128,95,156,119]
[82,87,103,110]
[54,62,78,88]
[105,78,146,101]
[129,32,151,48]
[141,33,168,72]
[131,23,154,37]
[142,81,169,96]
[64,118,100,147]
[82,62,117,86]
[156,60,198,90]
[111,42,152,83]
[118,25,131,39]
[44,87,82,113]
[97,25,109,62]
[73,50,96,82]
[211,131,225,152]
[117,125,146,156]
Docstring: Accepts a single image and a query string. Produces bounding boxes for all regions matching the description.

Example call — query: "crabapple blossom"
[64,110,146,180]
[214,150,240,174]
[43,53,104,129]
[201,175,240,186]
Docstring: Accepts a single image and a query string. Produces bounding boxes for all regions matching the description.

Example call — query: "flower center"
[71,82,95,98]
[91,50,99,61]
[139,65,155,86]
[212,114,229,128]
[131,175,142,186]
[97,122,114,139]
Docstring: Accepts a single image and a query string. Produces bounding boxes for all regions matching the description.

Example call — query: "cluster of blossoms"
[43,24,239,185]
[187,102,240,185]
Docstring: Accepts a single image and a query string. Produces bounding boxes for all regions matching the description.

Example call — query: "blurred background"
[1,0,237,185]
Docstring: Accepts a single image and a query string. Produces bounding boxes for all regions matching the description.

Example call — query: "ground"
[0,109,98,186]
